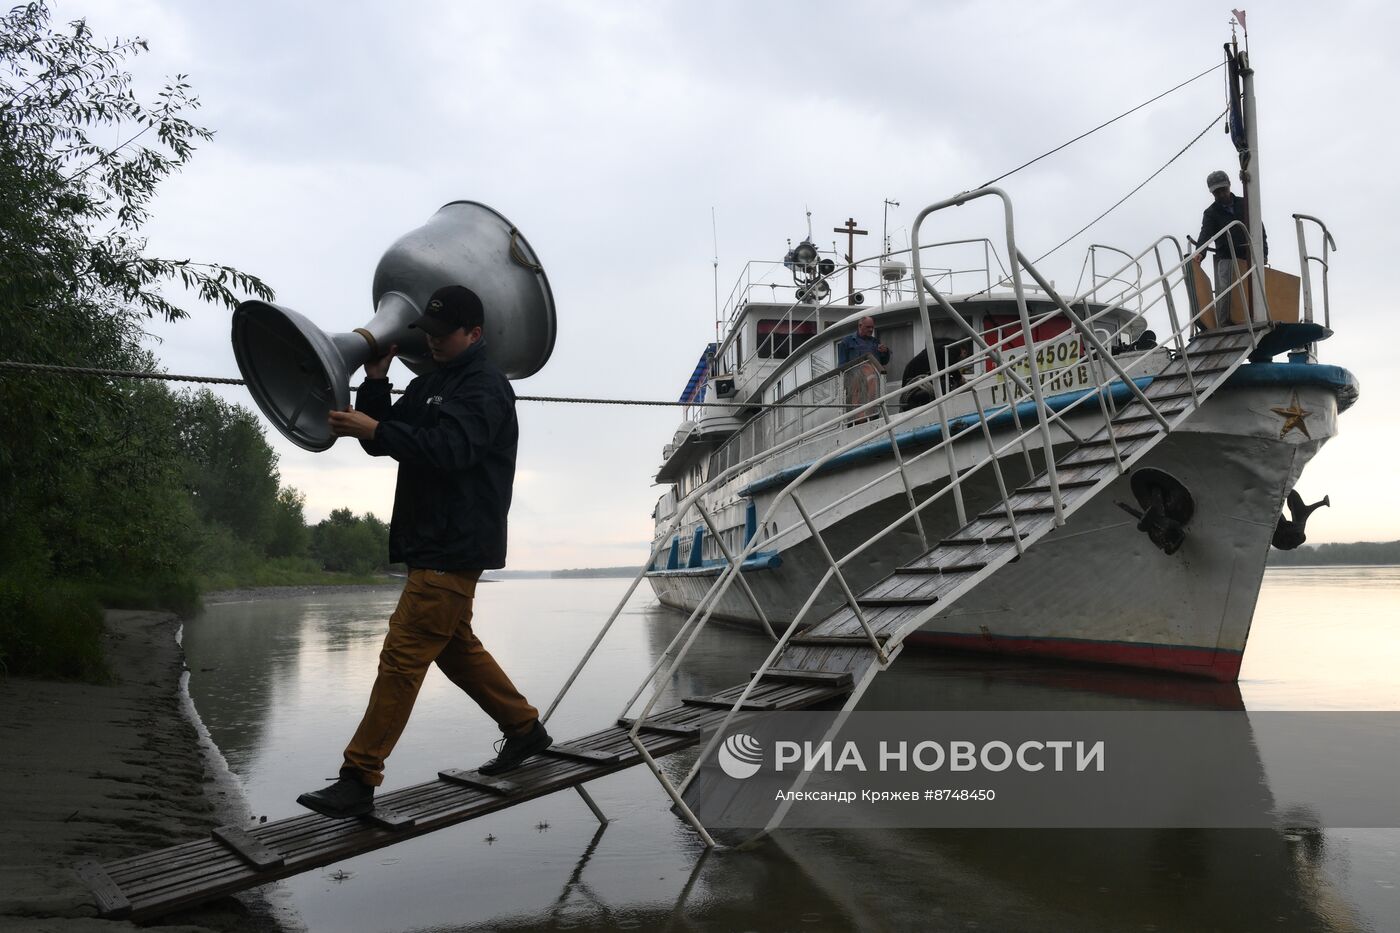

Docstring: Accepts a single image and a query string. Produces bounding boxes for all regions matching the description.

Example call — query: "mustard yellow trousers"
[341,569,539,786]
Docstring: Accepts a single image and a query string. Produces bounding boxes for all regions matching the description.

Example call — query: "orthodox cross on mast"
[833,217,868,305]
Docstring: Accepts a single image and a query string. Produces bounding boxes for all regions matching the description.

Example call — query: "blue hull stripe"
[1222,361,1359,411]
[739,379,1153,497]
[647,551,782,576]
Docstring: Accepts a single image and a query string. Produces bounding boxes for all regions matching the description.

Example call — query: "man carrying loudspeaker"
[297,285,551,819]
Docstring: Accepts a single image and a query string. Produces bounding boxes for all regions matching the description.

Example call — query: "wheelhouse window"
[756,319,817,359]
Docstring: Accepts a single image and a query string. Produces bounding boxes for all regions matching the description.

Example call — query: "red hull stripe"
[905,631,1244,682]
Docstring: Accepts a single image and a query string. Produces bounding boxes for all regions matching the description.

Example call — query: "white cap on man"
[1206,170,1231,192]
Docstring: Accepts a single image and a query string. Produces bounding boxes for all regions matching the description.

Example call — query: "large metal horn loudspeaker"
[231,201,555,451]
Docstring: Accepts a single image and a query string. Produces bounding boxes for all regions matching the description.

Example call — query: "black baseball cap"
[411,285,484,337]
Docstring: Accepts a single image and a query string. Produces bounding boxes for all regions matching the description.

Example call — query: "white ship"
[641,40,1356,683]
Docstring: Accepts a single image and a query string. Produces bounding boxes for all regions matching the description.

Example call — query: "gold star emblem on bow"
[1271,391,1312,439]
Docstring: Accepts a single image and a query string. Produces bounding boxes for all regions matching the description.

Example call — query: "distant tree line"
[551,566,644,579]
[1267,541,1400,566]
[485,567,643,580]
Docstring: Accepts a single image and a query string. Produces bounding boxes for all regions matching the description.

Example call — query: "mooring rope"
[0,359,859,409]
[977,61,1226,189]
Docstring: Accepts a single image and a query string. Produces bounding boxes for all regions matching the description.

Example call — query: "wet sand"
[0,610,297,932]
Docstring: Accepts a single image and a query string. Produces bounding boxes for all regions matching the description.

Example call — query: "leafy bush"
[311,509,391,575]
[0,571,108,682]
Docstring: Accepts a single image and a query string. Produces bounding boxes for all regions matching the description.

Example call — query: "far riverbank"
[203,580,403,606]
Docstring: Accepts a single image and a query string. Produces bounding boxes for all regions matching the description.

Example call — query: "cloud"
[58,0,1398,567]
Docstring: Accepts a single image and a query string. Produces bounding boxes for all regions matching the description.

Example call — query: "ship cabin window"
[757,319,817,359]
[678,460,706,498]
[721,337,740,374]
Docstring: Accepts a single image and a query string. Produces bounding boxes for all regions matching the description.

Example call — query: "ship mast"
[1230,13,1267,320]
[1240,55,1266,318]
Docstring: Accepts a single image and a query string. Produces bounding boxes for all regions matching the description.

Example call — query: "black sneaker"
[297,777,374,818]
[478,721,552,775]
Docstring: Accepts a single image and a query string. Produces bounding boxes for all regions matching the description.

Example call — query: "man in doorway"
[836,316,891,368]
[837,316,891,420]
[1197,170,1267,326]
[297,285,551,819]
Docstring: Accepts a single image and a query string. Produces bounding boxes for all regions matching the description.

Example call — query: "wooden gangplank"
[77,675,850,921]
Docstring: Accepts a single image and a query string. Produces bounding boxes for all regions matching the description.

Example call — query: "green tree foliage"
[0,4,392,679]
[311,509,391,576]
[175,389,282,552]
[0,3,272,677]
[268,486,311,559]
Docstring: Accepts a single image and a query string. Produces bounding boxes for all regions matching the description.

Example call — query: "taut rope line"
[0,360,857,410]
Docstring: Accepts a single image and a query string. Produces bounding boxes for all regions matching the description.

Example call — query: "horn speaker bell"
[231,201,555,451]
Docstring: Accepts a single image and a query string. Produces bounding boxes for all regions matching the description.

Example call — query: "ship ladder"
[675,323,1264,839]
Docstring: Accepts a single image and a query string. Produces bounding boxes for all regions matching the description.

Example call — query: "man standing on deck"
[297,285,551,819]
[1197,170,1267,326]
[836,316,891,368]
[837,316,892,419]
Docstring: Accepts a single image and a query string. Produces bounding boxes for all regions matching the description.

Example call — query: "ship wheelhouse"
[651,235,1152,572]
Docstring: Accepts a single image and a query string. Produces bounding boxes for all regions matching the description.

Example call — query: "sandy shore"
[0,610,298,932]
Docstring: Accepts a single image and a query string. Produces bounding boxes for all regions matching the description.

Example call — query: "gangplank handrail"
[547,210,1263,733]
[643,208,1271,841]
[541,189,1274,848]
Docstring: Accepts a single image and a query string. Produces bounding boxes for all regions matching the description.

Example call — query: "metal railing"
[1293,213,1337,330]
[714,238,1022,385]
[1086,243,1146,312]
[541,190,1273,847]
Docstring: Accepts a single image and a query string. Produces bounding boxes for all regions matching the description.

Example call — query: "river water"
[183,568,1400,932]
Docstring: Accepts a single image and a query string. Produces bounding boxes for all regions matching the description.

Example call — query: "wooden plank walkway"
[78,675,851,921]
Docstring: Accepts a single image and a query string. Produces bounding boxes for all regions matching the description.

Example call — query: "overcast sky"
[67,0,1399,568]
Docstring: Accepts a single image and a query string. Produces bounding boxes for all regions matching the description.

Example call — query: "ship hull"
[647,377,1344,682]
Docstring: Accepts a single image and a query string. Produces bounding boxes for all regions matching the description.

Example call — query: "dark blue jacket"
[837,333,891,367]
[1198,195,1267,263]
[356,340,517,570]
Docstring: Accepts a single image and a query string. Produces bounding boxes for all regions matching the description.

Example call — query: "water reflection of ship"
[762,664,1358,932]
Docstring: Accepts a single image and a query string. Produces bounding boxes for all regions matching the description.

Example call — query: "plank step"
[75,859,131,919]
[682,695,781,712]
[367,805,418,830]
[857,596,936,608]
[981,504,1057,517]
[788,632,892,647]
[942,534,1029,546]
[1080,429,1159,446]
[541,743,627,766]
[1021,478,1100,494]
[1111,409,1184,424]
[1152,364,1230,379]
[1187,343,1256,357]
[895,562,988,573]
[617,717,703,737]
[437,769,524,796]
[1056,454,1123,469]
[755,669,855,688]
[210,825,284,870]
[1142,389,1200,403]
